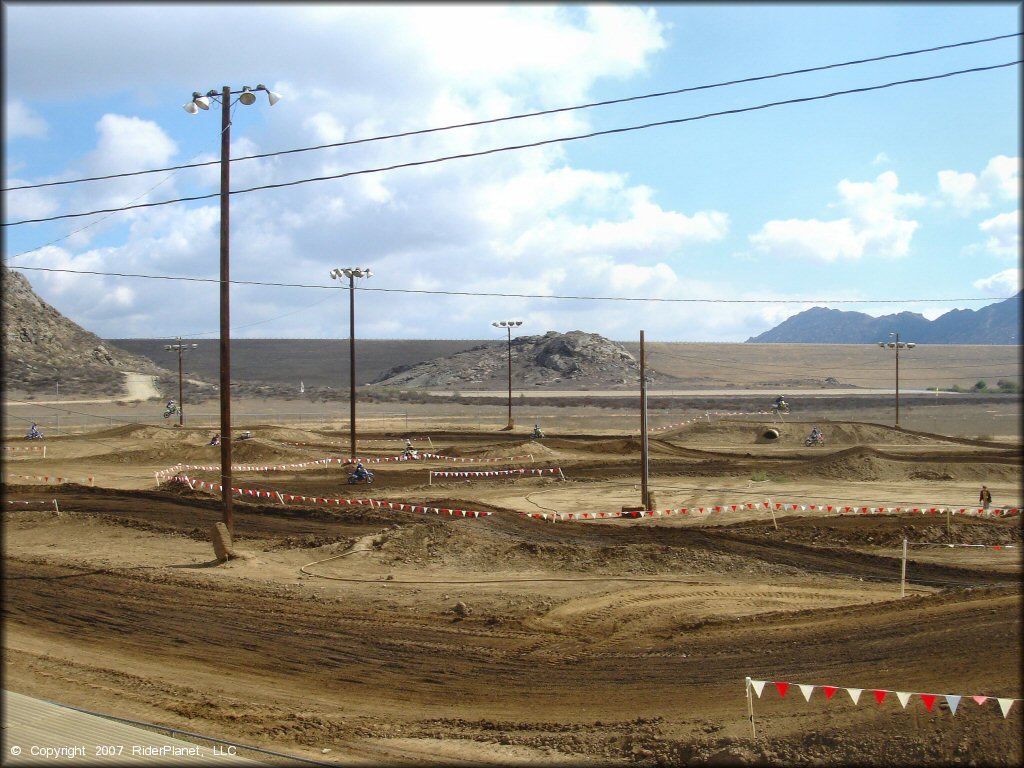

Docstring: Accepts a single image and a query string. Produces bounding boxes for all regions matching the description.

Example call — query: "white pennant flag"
[945,695,961,716]
[799,684,815,702]
[997,698,1015,718]
[896,691,912,709]
[750,680,766,698]
[846,688,863,705]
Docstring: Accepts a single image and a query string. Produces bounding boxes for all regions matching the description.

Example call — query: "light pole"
[164,338,198,427]
[184,83,281,536]
[492,320,523,430]
[878,332,916,429]
[330,268,373,460]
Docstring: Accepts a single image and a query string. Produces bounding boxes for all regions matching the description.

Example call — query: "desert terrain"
[3,383,1022,766]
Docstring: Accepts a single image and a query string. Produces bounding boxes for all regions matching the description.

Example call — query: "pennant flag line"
[747,679,1020,718]
[3,473,94,486]
[169,475,491,520]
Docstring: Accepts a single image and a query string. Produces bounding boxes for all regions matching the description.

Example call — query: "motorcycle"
[805,432,825,447]
[771,402,790,415]
[25,429,43,440]
[162,404,178,419]
[347,469,374,485]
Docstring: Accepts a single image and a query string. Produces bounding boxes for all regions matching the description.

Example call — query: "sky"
[3,2,1020,344]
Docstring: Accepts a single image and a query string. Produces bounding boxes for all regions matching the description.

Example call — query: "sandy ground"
[3,408,1022,766]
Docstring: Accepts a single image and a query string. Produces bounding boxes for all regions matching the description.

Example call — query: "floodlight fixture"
[256,84,282,105]
[239,86,257,105]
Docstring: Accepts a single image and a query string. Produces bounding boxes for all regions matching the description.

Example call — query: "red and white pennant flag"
[747,678,1018,718]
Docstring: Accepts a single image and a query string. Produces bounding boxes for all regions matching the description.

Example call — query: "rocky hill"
[746,292,1021,344]
[2,267,169,396]
[371,330,670,390]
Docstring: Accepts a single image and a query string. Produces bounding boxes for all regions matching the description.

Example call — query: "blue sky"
[3,3,1020,343]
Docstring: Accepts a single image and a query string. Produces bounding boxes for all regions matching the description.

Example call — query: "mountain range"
[745,293,1021,344]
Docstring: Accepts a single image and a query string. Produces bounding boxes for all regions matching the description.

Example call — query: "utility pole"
[164,338,197,426]
[878,332,916,429]
[329,268,373,460]
[184,82,281,537]
[492,320,523,430]
[640,330,650,511]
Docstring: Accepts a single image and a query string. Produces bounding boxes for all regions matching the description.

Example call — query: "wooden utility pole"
[640,330,650,510]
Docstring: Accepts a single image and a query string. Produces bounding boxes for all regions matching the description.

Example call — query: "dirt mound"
[666,420,959,448]
[578,438,643,455]
[807,446,1019,482]
[89,423,178,441]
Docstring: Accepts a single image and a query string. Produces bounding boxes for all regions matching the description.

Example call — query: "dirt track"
[3,415,1022,766]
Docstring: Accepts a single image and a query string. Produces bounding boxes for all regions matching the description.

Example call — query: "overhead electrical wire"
[3,31,1018,195]
[3,60,1019,228]
[7,264,1015,306]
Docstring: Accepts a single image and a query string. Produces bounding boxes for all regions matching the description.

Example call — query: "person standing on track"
[979,485,993,513]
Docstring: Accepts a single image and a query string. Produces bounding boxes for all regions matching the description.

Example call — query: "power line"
[4,32,1018,194]
[4,60,1019,228]
[8,265,1016,306]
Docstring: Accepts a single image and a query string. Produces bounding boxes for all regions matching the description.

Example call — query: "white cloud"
[2,178,59,223]
[871,152,890,166]
[973,268,1021,294]
[937,155,1020,214]
[749,172,922,262]
[978,211,1020,259]
[4,100,48,139]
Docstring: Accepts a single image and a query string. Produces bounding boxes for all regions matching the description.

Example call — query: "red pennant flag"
[827,505,833,511]
[873,690,887,705]
[921,694,937,712]
[823,686,838,700]
[714,506,721,512]
[731,505,737,511]
[774,681,790,698]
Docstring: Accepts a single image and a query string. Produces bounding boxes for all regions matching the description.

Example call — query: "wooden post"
[900,538,908,597]
[745,677,757,738]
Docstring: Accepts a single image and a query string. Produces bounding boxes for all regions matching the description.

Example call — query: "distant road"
[427,388,953,398]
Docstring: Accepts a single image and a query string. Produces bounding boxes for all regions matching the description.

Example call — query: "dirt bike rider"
[208,433,220,446]
[402,438,416,459]
[774,395,788,411]
[809,425,822,442]
[352,461,369,481]
[26,422,42,439]
[532,423,544,438]
[165,399,177,413]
